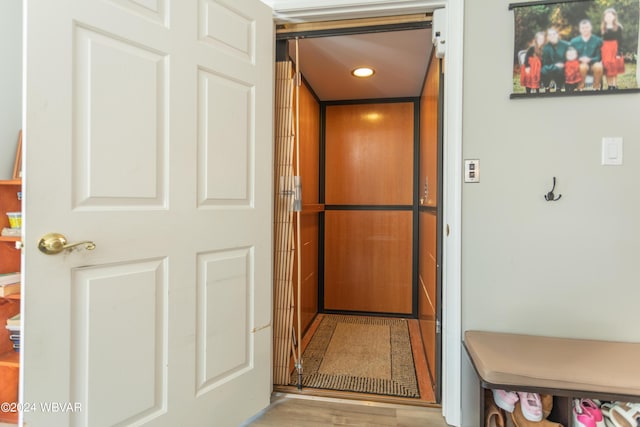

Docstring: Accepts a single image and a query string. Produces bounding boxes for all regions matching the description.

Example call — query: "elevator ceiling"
[287,28,433,101]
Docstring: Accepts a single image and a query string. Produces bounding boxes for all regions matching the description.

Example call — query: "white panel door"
[22,1,273,426]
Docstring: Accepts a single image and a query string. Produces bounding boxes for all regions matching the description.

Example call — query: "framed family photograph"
[510,0,640,98]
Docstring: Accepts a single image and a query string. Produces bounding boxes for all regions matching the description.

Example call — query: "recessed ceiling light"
[351,67,375,78]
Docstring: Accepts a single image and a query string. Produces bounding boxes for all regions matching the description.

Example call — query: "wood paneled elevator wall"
[293,96,420,322]
[294,79,321,334]
[323,102,416,314]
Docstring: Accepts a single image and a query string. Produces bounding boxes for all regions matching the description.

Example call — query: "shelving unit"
[0,180,21,424]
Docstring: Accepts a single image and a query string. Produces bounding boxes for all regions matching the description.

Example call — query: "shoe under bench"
[464,330,640,426]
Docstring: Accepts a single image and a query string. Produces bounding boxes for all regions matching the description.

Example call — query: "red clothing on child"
[520,56,541,89]
[602,39,624,77]
[565,60,581,84]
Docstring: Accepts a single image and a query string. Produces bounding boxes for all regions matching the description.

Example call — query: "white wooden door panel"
[196,248,252,392]
[107,0,167,25]
[74,24,168,208]
[71,260,167,426]
[198,70,252,205]
[23,0,273,426]
[199,0,255,63]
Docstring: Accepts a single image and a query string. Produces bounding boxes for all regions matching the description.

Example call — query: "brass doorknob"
[38,233,96,255]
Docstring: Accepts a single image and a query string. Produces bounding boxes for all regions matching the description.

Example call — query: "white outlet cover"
[464,159,480,183]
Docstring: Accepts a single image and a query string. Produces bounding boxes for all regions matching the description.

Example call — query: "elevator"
[273,15,444,404]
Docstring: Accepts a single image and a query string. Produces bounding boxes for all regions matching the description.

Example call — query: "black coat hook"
[544,177,562,201]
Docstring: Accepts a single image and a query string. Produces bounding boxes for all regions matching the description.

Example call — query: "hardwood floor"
[244,394,451,427]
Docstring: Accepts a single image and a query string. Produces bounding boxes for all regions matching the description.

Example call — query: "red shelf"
[0,351,19,368]
[0,179,22,418]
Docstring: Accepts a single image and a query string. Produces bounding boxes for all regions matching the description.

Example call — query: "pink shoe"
[517,392,543,422]
[580,399,605,427]
[574,399,597,427]
[492,389,519,413]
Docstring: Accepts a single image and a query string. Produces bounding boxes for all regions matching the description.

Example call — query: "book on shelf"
[5,313,20,328]
[0,227,21,237]
[8,334,20,341]
[5,327,19,336]
[0,272,20,286]
[0,282,20,297]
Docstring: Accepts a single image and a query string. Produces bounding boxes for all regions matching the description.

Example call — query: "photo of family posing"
[511,0,639,96]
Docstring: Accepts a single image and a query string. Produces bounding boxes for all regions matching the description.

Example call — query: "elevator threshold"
[272,384,439,408]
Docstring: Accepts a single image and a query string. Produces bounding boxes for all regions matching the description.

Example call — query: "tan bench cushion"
[464,330,640,397]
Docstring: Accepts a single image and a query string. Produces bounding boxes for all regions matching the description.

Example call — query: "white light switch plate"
[602,137,623,165]
[464,159,480,183]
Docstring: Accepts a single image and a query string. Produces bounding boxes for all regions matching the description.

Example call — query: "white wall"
[461,2,640,424]
[462,0,640,341]
[0,1,22,180]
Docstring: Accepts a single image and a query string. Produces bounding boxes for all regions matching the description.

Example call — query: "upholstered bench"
[464,330,640,425]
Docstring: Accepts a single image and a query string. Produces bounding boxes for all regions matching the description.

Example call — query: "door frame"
[267,1,463,425]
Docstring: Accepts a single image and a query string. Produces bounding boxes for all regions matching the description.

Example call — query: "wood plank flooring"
[244,394,451,427]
